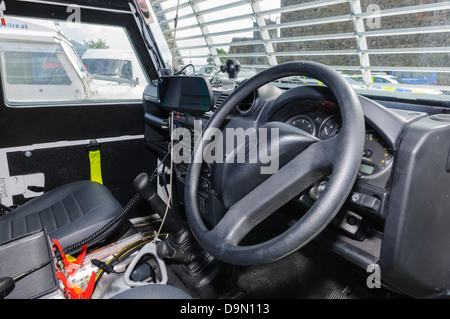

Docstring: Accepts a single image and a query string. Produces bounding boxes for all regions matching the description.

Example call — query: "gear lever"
[133,173,216,271]
[134,172,186,236]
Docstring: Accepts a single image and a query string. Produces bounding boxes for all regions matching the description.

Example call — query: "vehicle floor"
[129,213,395,300]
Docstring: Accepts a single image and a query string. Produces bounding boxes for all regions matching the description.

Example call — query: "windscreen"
[144,0,450,103]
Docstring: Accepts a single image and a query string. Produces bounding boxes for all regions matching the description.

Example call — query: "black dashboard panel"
[143,81,450,297]
[143,83,425,225]
[262,86,428,151]
[380,115,450,298]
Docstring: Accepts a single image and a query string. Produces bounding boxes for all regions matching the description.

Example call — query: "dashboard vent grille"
[215,93,229,109]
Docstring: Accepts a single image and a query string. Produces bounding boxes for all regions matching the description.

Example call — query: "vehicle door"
[0,1,161,209]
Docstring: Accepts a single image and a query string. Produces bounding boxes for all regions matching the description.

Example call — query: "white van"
[81,49,145,82]
[81,49,148,100]
[0,17,89,105]
[0,17,148,105]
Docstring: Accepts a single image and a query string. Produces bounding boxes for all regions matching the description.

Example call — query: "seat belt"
[87,139,103,184]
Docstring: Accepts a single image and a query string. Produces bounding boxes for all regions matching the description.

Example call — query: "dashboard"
[142,84,430,230]
[161,85,410,233]
[143,81,450,298]
[274,98,394,178]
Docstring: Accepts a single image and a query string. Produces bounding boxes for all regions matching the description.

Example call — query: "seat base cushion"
[0,181,123,249]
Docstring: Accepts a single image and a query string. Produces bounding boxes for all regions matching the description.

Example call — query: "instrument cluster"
[284,99,393,176]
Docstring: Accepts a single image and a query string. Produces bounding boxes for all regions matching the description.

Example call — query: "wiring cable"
[153,112,175,243]
[2,193,142,293]
[93,233,167,289]
[94,112,176,290]
[174,63,195,75]
[1,109,178,299]
[93,239,150,288]
[0,145,174,298]
[64,193,141,254]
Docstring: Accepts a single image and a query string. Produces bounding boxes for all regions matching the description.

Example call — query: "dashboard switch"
[338,211,366,241]
[361,195,381,211]
[350,192,380,211]
[350,192,364,205]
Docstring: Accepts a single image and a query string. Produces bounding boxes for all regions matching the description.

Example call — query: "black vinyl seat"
[0,181,123,249]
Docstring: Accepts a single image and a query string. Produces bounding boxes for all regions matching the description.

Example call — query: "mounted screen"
[157,76,213,113]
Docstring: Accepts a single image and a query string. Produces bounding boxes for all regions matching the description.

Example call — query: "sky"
[60,22,134,52]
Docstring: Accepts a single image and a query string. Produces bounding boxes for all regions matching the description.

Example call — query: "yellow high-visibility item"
[88,140,103,184]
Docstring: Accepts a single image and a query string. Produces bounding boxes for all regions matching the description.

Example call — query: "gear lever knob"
[133,173,155,201]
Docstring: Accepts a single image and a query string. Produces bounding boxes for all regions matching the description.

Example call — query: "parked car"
[351,74,443,95]
[391,71,438,85]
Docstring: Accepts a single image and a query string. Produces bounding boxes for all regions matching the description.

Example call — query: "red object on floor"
[52,239,95,299]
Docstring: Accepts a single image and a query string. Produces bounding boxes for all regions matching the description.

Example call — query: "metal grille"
[150,0,450,93]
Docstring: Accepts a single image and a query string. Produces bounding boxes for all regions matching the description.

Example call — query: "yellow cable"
[94,233,168,280]
[95,241,149,281]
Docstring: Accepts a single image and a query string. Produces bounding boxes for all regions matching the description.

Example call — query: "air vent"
[214,93,230,109]
[214,90,255,114]
[236,91,255,114]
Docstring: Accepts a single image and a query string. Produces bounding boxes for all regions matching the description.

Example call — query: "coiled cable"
[65,193,141,254]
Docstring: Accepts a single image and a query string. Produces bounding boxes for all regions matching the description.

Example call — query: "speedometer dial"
[319,115,342,140]
[287,115,315,135]
[360,132,393,175]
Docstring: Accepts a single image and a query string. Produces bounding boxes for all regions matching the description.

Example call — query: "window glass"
[5,52,72,85]
[151,0,450,101]
[0,16,149,106]
[373,77,390,83]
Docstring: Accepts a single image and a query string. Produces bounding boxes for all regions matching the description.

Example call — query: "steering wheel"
[184,62,365,266]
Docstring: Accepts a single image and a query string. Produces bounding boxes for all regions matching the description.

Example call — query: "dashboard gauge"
[319,115,342,140]
[287,115,315,135]
[361,132,393,175]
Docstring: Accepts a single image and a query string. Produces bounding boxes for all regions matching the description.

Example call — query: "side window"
[0,16,149,106]
[5,52,72,85]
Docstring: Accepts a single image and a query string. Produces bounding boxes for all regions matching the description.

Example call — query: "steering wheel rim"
[184,61,365,266]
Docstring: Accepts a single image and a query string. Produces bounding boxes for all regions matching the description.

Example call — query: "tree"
[207,48,229,65]
[83,38,110,49]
